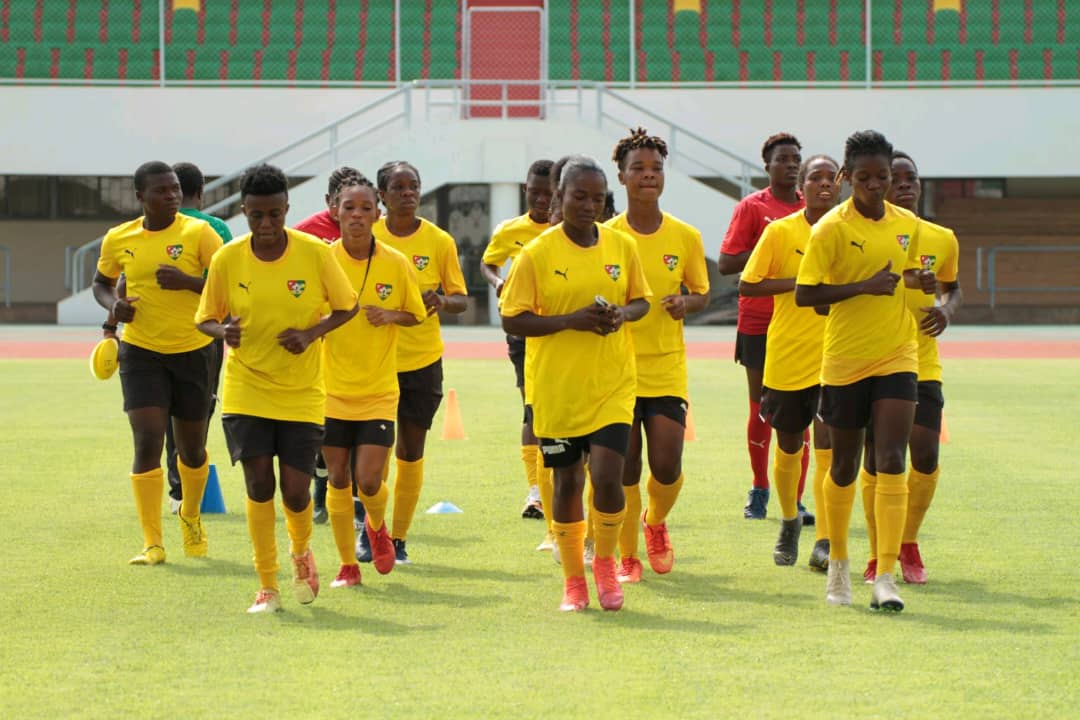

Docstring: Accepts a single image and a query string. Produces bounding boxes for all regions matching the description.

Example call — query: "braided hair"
[612,127,669,170]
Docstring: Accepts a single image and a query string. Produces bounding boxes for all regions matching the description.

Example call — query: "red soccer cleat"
[591,556,624,611]
[642,510,674,574]
[899,543,928,584]
[559,576,589,612]
[616,556,643,584]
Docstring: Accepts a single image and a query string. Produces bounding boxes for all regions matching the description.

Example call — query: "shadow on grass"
[861,607,1057,635]
[409,532,484,548]
[276,605,446,636]
[917,578,1080,612]
[408,562,531,583]
[163,557,252,577]
[587,607,731,635]
[363,580,509,609]
[645,572,812,607]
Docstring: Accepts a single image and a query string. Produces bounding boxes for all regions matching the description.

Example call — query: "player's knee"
[829,454,859,486]
[280,486,310,513]
[910,446,939,475]
[875,446,907,475]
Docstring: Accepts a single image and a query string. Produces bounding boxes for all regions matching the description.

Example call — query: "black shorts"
[324,417,395,448]
[507,334,526,389]
[538,423,631,468]
[118,341,214,420]
[633,396,688,427]
[760,385,820,434]
[819,372,918,430]
[397,359,444,430]
[222,414,324,476]
[734,332,766,371]
[913,380,945,432]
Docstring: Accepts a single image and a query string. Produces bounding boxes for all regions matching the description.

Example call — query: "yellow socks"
[823,477,856,561]
[245,497,278,590]
[584,467,595,541]
[646,473,683,526]
[553,520,587,579]
[904,466,940,544]
[618,484,642,558]
[359,480,389,532]
[812,449,832,541]
[391,458,424,540]
[859,468,878,560]
[521,444,539,493]
[326,484,356,565]
[773,448,802,521]
[592,507,625,561]
[282,498,313,556]
[130,468,164,549]
[177,455,209,520]
[874,471,909,576]
[536,457,554,535]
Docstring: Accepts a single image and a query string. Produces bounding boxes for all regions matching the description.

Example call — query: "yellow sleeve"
[499,250,538,317]
[740,224,779,284]
[198,222,224,270]
[683,228,710,294]
[195,252,229,324]
[439,232,468,296]
[96,232,121,279]
[797,224,834,286]
[624,241,652,303]
[939,230,960,283]
[400,260,428,323]
[482,224,512,266]
[322,249,359,311]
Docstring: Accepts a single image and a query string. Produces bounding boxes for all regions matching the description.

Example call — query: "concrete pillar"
[487,182,521,327]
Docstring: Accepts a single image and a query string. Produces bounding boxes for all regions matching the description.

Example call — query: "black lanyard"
[357,235,376,297]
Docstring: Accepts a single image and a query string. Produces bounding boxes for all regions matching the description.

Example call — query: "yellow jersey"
[97,214,221,353]
[323,240,427,422]
[605,211,709,399]
[905,220,959,383]
[796,199,922,387]
[741,210,826,391]
[373,217,468,372]
[195,229,358,424]
[482,212,549,266]
[500,224,652,438]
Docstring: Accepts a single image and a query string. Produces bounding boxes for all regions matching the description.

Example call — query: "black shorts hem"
[538,423,631,468]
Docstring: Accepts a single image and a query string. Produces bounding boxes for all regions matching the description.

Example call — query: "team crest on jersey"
[663,255,679,271]
[920,254,937,270]
[287,280,306,298]
[375,283,393,300]
[897,234,911,250]
[604,264,621,281]
[166,244,183,260]
[412,255,430,271]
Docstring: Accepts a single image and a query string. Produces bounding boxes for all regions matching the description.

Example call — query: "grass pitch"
[1,357,1078,718]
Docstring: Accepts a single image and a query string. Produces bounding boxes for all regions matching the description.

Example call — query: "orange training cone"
[939,412,950,444]
[441,388,467,440]
[684,401,698,442]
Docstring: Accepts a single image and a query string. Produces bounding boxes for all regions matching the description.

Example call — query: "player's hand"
[661,294,687,320]
[422,289,445,316]
[916,269,937,295]
[277,327,314,354]
[112,295,139,323]
[494,279,505,298]
[606,303,626,334]
[919,305,950,337]
[223,317,242,348]
[861,261,900,296]
[156,264,192,290]
[566,304,608,334]
[363,305,395,327]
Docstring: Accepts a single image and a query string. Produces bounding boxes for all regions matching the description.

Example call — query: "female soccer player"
[92,161,222,566]
[321,173,426,587]
[860,151,962,585]
[374,161,468,564]
[605,128,710,584]
[501,155,651,612]
[195,164,359,613]
[739,155,840,570]
[719,133,811,521]
[480,159,553,521]
[795,131,935,612]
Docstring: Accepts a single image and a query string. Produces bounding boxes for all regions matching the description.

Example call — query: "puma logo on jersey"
[795,249,804,256]
[165,244,183,260]
[850,240,866,253]
[514,241,524,247]
[239,281,251,293]
[749,439,767,449]
[553,268,569,280]
[123,249,135,257]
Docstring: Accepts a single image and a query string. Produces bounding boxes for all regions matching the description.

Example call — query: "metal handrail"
[0,244,11,307]
[976,245,1080,308]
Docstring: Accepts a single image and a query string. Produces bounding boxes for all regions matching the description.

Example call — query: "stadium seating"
[0,1,1076,84]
